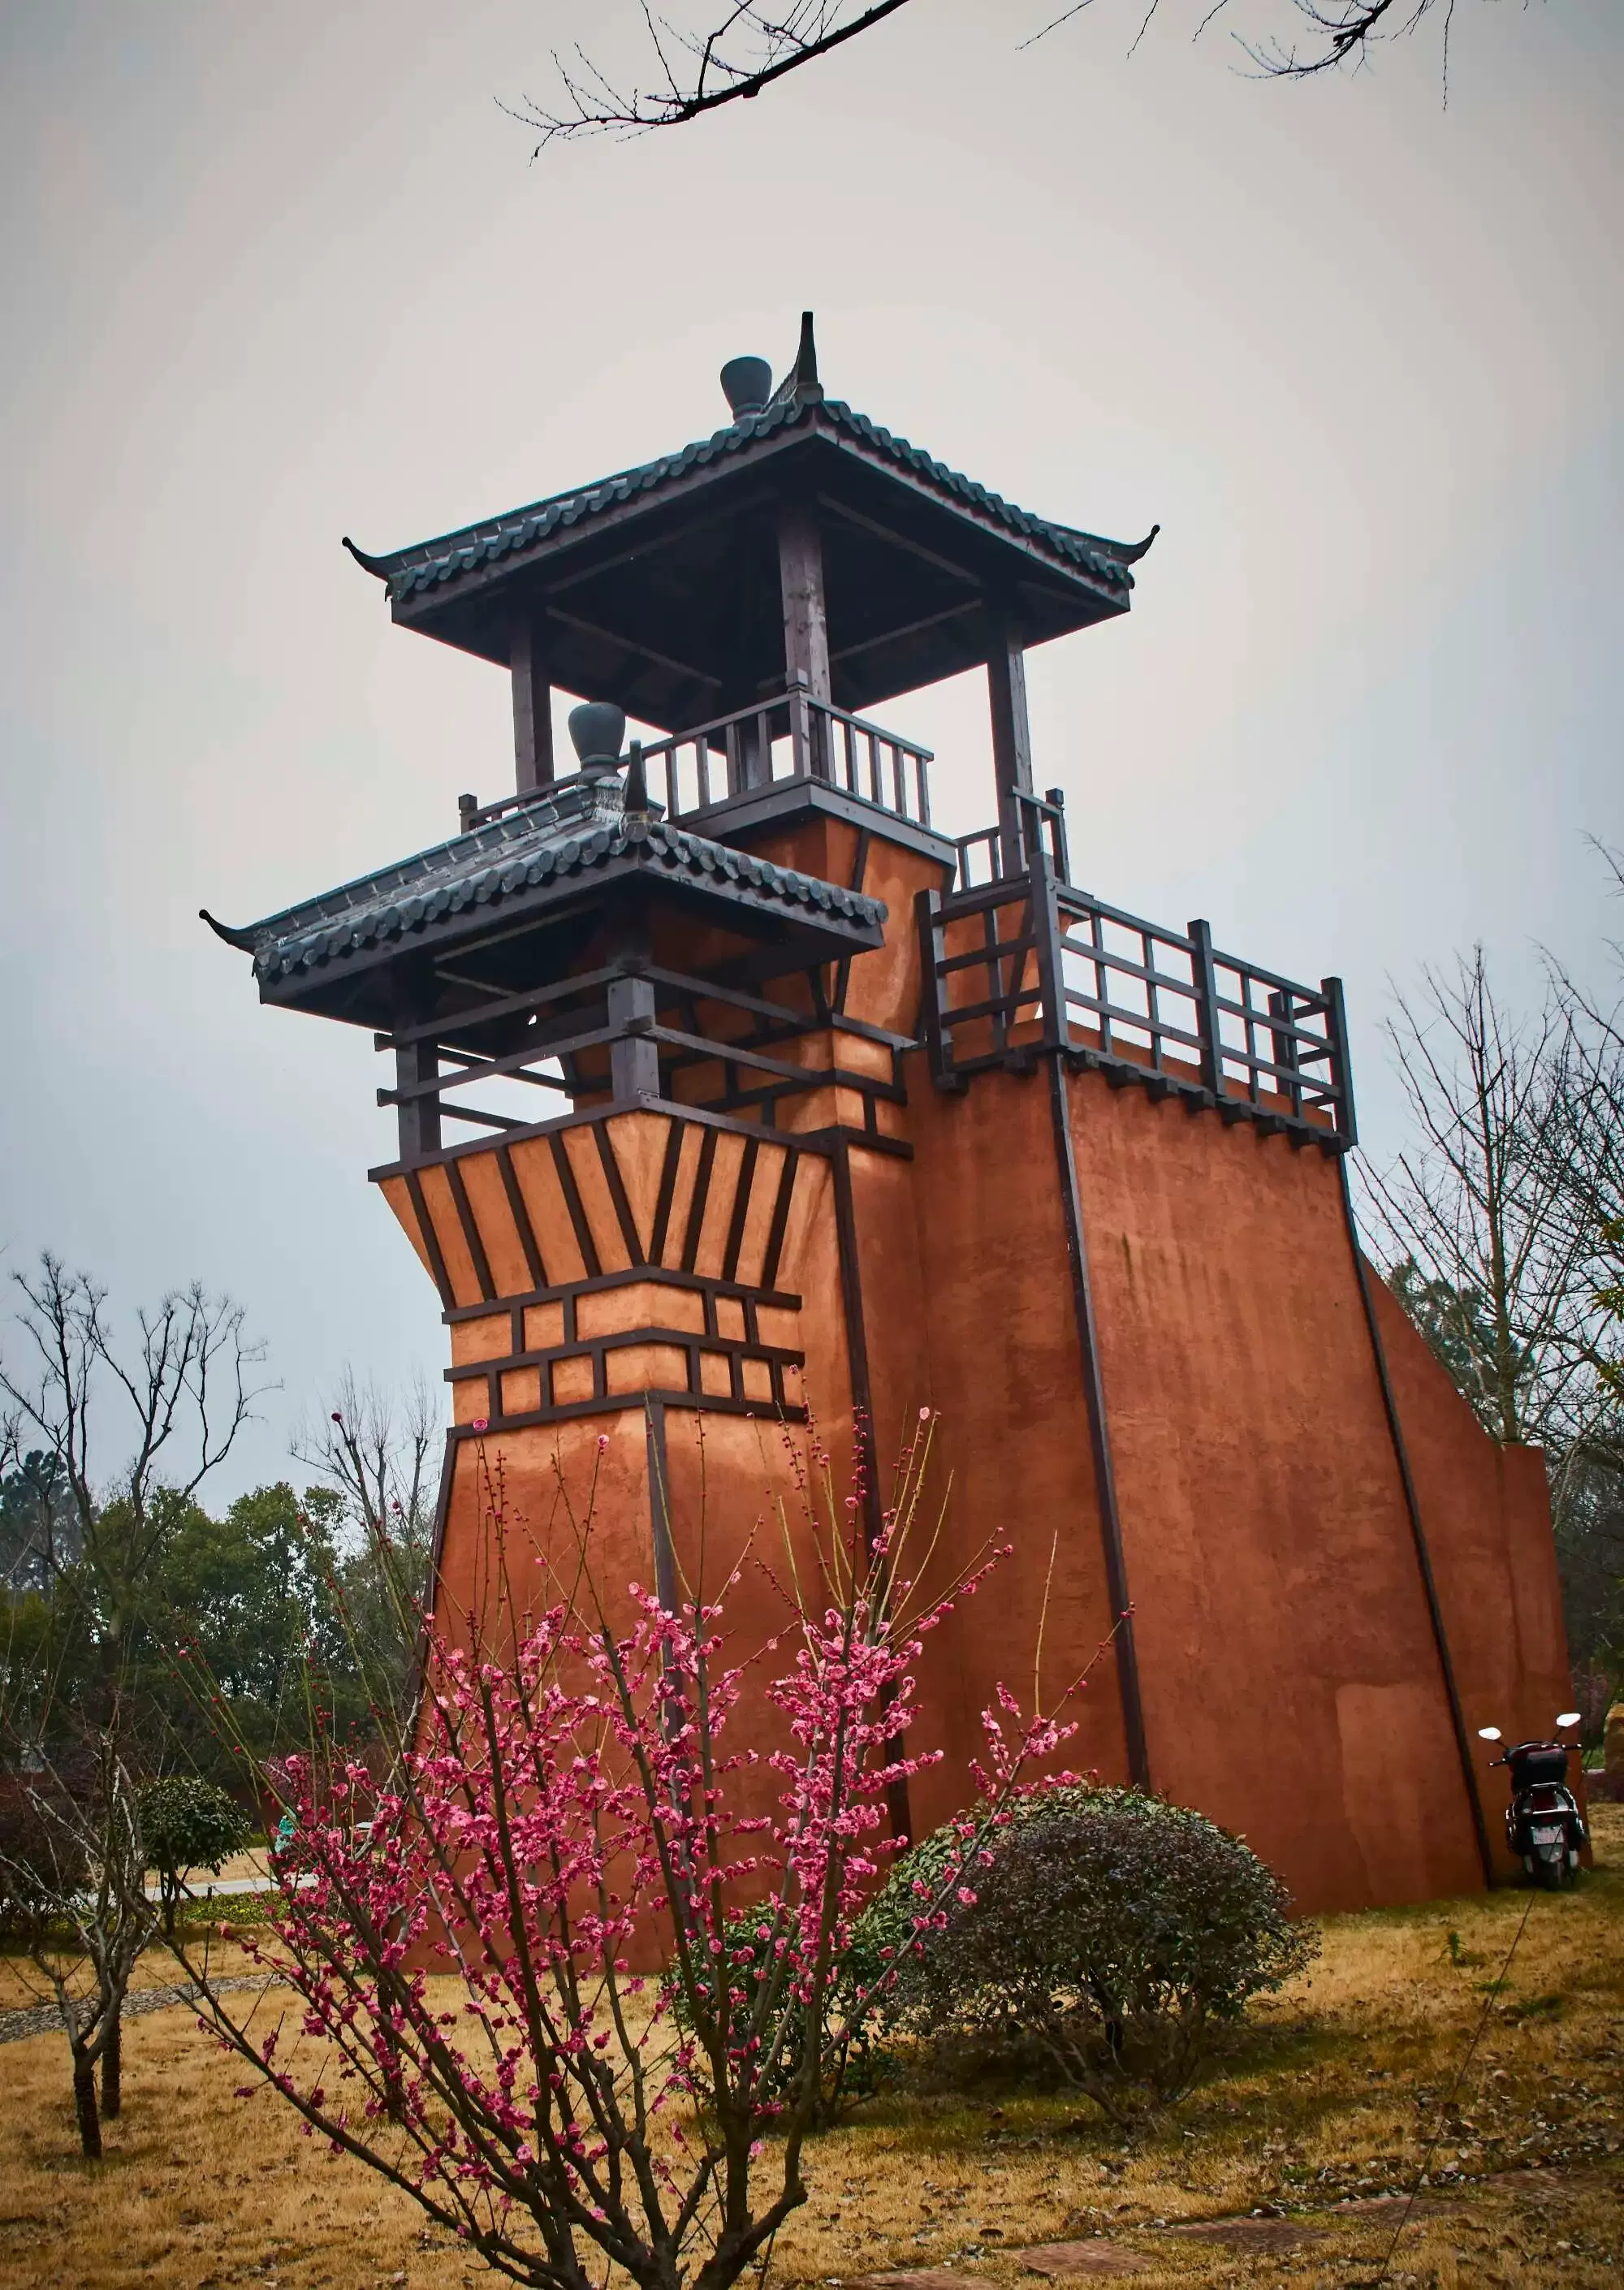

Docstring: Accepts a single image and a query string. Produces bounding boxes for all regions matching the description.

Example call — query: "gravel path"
[0,1972,285,2046]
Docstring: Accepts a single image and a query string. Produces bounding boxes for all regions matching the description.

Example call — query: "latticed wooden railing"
[918,814,1354,1147]
[457,678,932,841]
[639,676,932,827]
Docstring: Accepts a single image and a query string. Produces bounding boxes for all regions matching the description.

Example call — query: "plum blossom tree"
[171,1413,1099,2290]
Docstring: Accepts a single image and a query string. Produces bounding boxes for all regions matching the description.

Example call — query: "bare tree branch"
[505,0,917,147]
[1241,0,1451,79]
[508,0,1510,148]
[1020,2,1104,50]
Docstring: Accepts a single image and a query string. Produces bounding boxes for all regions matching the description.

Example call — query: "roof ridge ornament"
[198,907,259,953]
[621,739,650,819]
[768,309,823,409]
[720,355,773,418]
[340,534,392,581]
[568,700,626,781]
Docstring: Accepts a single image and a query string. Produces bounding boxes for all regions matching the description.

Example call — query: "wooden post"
[1188,918,1223,1103]
[394,1035,442,1163]
[607,972,660,1099]
[779,498,831,780]
[511,612,555,793]
[914,886,962,1093]
[1322,974,1358,1147]
[986,603,1034,877]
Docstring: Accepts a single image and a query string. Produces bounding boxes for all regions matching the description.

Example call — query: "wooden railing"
[640,676,932,828]
[918,836,1354,1147]
[456,678,933,841]
[952,789,1070,888]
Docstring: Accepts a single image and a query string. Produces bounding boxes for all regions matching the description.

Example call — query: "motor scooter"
[1476,1713,1587,1890]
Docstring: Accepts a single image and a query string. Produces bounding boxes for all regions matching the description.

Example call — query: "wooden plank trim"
[759,1148,799,1290]
[495,1142,548,1288]
[444,1156,496,1303]
[680,1126,718,1275]
[721,1134,760,1284]
[593,1119,646,1267]
[649,1116,685,1268]
[549,1130,602,1280]
[403,1167,457,1311]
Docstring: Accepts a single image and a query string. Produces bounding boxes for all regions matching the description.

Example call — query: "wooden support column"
[779,498,831,781]
[511,612,555,793]
[391,958,443,1164]
[393,1036,442,1164]
[607,972,660,1099]
[986,603,1034,878]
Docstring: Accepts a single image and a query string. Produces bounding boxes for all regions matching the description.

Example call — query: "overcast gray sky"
[2,0,1619,1501]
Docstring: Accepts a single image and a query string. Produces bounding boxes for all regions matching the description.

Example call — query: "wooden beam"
[511,612,555,793]
[779,498,831,706]
[545,601,723,703]
[828,598,981,668]
[986,600,1034,875]
[780,497,831,789]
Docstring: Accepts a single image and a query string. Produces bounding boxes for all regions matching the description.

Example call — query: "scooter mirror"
[1557,1712,1582,1729]
[1477,1726,1502,1741]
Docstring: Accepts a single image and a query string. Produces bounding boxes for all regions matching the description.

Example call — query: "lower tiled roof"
[203,777,887,987]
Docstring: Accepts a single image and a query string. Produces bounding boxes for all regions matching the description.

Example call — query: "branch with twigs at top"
[503,0,917,145]
[1241,0,1457,79]
[506,0,1491,150]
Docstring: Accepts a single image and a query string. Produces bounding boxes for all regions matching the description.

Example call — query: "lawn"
[1,1810,1619,2289]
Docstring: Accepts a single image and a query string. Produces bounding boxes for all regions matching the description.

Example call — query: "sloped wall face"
[1367,1281,1577,1877]
[1059,1068,1566,1912]
[866,1069,1137,1837]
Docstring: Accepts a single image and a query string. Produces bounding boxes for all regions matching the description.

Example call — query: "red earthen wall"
[377,810,1573,1919]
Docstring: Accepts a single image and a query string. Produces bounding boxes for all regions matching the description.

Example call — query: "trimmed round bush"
[138,1775,253,1931]
[871,1784,1317,2122]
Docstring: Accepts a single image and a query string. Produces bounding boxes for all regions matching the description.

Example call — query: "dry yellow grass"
[1,1811,1619,2289]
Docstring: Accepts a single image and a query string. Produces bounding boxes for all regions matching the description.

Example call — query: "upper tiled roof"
[202,776,888,991]
[344,392,1156,611]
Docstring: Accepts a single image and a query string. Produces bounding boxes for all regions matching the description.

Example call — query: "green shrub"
[879,1784,1317,2124]
[137,1776,253,1934]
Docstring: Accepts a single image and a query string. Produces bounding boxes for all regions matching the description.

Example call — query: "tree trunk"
[101,2008,122,2119]
[73,2055,102,2158]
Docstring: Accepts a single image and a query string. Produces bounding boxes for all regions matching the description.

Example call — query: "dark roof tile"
[344,394,1156,611]
[205,775,888,988]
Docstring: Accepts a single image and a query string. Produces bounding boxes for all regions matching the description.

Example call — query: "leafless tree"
[1541,845,1624,1463]
[0,1718,157,2157]
[508,0,1517,147]
[0,1255,270,1645]
[1357,951,1596,1454]
[292,1370,442,1726]
[292,1367,439,1545]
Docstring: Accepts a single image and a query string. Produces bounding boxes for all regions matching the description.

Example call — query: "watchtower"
[209,316,1574,1911]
